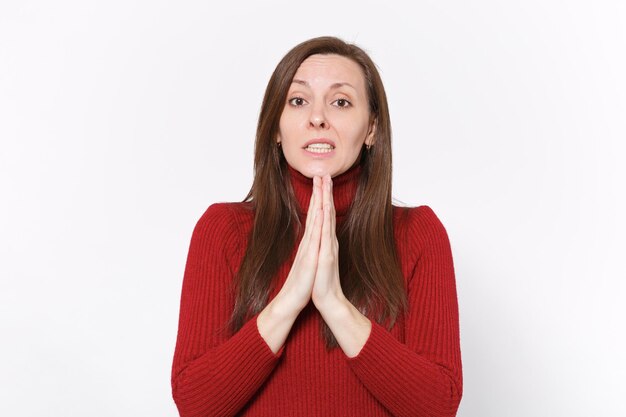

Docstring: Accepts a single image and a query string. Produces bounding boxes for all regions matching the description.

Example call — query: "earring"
[366,144,371,150]
[277,141,281,148]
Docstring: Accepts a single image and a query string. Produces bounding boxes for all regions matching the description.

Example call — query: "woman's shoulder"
[393,203,444,223]
[392,204,451,244]
[199,201,254,219]
[192,201,254,236]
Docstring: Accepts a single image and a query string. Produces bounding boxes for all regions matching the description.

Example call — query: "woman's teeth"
[305,143,334,153]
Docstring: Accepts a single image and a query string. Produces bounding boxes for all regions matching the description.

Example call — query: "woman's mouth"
[304,143,335,154]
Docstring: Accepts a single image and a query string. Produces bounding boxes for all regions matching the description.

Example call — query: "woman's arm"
[312,176,462,416]
[343,206,463,417]
[171,203,282,417]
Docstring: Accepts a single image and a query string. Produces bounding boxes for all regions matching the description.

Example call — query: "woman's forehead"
[292,54,366,91]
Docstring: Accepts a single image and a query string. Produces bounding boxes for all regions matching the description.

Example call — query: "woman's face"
[277,54,376,178]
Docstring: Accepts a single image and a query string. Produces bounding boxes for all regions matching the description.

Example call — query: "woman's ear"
[365,117,377,147]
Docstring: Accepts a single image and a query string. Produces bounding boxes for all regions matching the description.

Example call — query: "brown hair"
[231,36,407,347]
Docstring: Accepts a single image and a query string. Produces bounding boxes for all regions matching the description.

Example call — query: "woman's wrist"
[257,294,301,354]
[316,296,372,358]
[271,291,306,321]
[312,289,347,315]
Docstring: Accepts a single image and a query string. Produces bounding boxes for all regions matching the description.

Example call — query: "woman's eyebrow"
[292,79,356,91]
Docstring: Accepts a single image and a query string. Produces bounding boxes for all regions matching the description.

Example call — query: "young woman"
[171,36,463,417]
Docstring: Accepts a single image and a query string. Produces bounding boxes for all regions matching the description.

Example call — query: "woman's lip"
[303,138,336,148]
[303,148,336,158]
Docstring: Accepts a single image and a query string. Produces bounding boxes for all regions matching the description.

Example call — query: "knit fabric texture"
[171,163,463,417]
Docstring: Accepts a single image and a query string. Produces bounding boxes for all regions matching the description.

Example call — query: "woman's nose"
[309,104,328,129]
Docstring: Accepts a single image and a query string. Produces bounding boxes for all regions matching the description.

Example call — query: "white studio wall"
[1,1,624,416]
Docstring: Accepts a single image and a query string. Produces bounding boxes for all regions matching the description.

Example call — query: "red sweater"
[171,163,463,417]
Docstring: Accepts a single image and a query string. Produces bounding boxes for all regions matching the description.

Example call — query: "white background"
[1,1,625,416]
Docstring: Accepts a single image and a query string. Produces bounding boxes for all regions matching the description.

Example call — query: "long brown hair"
[231,36,407,347]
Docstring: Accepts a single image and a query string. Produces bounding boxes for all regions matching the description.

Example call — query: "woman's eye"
[334,98,351,108]
[288,97,306,106]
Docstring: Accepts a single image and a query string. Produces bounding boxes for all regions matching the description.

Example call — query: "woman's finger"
[329,176,336,235]
[304,177,317,228]
[321,182,329,256]
[308,207,323,255]
[302,176,320,242]
[320,175,332,256]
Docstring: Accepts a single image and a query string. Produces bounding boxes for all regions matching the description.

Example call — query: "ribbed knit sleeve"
[346,206,463,417]
[171,203,283,417]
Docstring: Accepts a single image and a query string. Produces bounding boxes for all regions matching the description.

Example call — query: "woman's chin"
[294,162,335,179]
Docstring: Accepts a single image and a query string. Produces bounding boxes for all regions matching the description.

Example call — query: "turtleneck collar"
[287,163,362,217]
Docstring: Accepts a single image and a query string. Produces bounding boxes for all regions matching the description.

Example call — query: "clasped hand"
[279,174,346,315]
